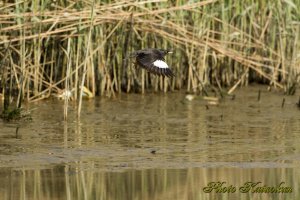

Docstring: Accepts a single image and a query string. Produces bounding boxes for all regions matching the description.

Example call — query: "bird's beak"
[168,51,173,54]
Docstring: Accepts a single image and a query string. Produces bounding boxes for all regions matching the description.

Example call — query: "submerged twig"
[297,96,300,109]
[257,89,261,101]
[281,98,285,108]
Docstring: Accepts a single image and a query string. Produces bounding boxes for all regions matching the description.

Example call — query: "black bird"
[129,48,174,77]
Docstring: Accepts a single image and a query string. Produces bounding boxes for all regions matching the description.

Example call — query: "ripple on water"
[0,87,300,169]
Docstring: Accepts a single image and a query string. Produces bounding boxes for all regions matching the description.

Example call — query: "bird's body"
[129,48,174,77]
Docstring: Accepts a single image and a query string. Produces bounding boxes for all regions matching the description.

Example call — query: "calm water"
[0,86,300,200]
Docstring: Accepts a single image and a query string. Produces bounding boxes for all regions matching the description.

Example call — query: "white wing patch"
[153,60,169,69]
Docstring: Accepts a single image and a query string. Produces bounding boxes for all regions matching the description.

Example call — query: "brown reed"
[0,0,299,118]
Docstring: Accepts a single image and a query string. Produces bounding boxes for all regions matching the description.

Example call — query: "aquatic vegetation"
[0,107,32,121]
[0,0,299,116]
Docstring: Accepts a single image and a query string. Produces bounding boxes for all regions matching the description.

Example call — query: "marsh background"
[1,0,299,101]
[1,0,300,199]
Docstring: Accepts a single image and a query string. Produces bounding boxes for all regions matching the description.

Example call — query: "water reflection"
[0,86,300,199]
[0,167,298,200]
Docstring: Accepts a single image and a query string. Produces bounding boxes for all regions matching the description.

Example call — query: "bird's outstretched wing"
[133,49,174,77]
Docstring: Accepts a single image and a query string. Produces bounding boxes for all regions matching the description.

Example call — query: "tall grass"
[0,0,299,115]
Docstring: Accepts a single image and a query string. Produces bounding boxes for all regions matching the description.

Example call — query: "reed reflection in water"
[0,167,298,200]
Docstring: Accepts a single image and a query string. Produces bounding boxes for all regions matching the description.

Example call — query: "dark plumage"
[129,48,174,77]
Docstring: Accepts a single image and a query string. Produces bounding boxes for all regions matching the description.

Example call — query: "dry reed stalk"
[78,0,95,118]
[63,38,72,120]
[228,70,248,95]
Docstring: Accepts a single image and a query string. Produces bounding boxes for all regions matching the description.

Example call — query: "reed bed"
[0,0,299,116]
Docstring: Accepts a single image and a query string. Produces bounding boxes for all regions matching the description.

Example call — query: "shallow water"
[0,86,300,199]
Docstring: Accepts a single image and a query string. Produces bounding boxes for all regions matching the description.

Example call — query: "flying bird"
[128,48,174,77]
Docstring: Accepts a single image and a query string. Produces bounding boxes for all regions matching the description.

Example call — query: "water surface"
[0,86,300,199]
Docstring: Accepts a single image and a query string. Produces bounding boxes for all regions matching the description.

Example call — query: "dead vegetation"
[0,0,299,117]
